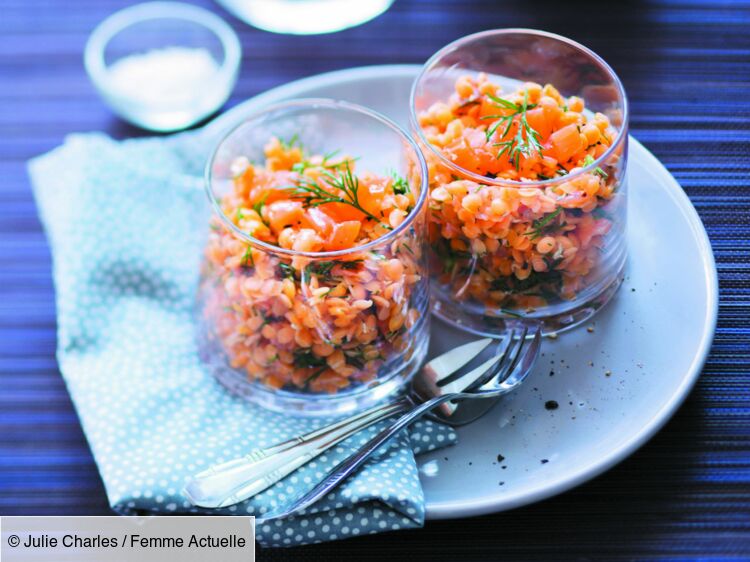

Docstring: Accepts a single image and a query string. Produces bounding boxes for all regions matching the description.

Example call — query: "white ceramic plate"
[210,65,718,519]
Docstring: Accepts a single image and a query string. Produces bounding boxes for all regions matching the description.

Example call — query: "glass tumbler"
[199,99,430,416]
[410,29,629,336]
[215,0,395,35]
[84,2,241,132]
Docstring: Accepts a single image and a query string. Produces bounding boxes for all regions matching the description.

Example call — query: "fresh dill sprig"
[482,91,543,169]
[583,154,608,178]
[291,149,359,174]
[279,133,302,151]
[527,207,564,239]
[320,149,354,170]
[252,193,268,216]
[287,162,389,228]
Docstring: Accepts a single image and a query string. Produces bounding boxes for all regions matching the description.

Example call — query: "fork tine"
[499,325,542,389]
[498,326,530,381]
[465,327,521,391]
[438,336,514,396]
[423,337,493,383]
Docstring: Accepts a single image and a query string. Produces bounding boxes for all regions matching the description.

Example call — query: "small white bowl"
[84,2,241,132]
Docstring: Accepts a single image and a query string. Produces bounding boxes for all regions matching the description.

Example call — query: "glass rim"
[84,1,241,100]
[204,97,430,259]
[409,28,629,188]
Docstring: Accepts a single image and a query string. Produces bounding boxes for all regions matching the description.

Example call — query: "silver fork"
[256,325,541,522]
[184,335,504,509]
[185,327,539,510]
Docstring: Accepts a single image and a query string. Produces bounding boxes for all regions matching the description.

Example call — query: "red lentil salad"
[201,137,425,393]
[418,73,624,312]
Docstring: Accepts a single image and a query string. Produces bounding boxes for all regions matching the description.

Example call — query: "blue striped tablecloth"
[1,0,748,559]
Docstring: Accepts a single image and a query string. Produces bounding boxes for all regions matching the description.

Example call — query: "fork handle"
[257,392,466,522]
[183,398,410,508]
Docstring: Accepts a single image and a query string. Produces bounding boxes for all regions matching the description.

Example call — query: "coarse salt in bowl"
[84,2,241,132]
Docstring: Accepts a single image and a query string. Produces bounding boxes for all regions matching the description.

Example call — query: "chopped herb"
[433,238,471,274]
[240,246,254,268]
[391,171,410,195]
[583,155,608,178]
[293,349,328,370]
[258,310,270,327]
[306,366,328,382]
[400,243,415,255]
[278,262,296,279]
[344,349,366,369]
[340,260,363,270]
[252,192,269,218]
[527,208,564,239]
[306,260,337,279]
[306,260,362,283]
[544,255,564,270]
[490,270,563,296]
[385,327,405,341]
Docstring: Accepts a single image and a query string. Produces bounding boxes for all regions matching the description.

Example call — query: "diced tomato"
[326,221,362,250]
[306,207,336,237]
[319,202,366,222]
[356,180,386,218]
[525,107,552,140]
[548,124,584,163]
[449,139,483,174]
[266,200,304,234]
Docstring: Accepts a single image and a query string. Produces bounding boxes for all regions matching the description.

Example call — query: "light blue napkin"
[28,130,456,547]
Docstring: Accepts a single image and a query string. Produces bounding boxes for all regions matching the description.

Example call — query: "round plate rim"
[209,64,719,519]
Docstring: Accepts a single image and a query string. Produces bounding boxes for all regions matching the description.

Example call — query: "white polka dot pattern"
[28,132,457,547]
